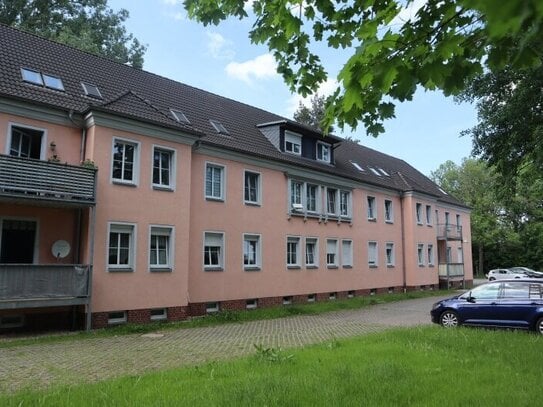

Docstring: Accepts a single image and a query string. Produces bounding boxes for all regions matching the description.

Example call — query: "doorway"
[0,219,37,263]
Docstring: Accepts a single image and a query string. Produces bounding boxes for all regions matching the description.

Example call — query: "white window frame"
[205,162,225,201]
[384,199,393,223]
[286,236,301,268]
[111,137,140,186]
[417,243,425,266]
[416,203,423,224]
[367,196,376,220]
[427,244,435,266]
[243,233,261,270]
[341,239,353,268]
[339,190,351,218]
[456,214,462,232]
[243,170,261,205]
[385,242,395,267]
[316,141,331,163]
[426,205,432,225]
[284,131,302,155]
[6,123,47,160]
[148,225,174,271]
[306,183,319,213]
[305,237,319,268]
[203,231,225,271]
[107,222,136,271]
[368,241,378,267]
[326,187,338,216]
[326,239,339,268]
[150,308,168,321]
[107,311,127,325]
[151,145,176,191]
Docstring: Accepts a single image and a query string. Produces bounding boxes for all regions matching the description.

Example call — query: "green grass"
[1,326,540,406]
[0,290,450,349]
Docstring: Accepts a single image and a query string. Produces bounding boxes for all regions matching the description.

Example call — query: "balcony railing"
[437,223,462,241]
[0,264,90,309]
[0,154,96,206]
[438,263,464,278]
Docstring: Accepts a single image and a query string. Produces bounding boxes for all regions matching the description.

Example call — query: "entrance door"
[0,220,37,263]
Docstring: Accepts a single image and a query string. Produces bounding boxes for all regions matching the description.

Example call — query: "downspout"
[400,191,407,293]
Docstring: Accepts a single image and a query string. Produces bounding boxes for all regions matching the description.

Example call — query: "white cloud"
[285,78,338,118]
[225,54,278,84]
[161,0,180,5]
[206,32,235,60]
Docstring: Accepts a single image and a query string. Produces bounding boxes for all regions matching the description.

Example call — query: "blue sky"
[109,0,476,176]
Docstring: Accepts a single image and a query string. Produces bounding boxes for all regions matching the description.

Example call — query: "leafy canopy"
[293,93,334,132]
[185,0,543,135]
[0,0,147,68]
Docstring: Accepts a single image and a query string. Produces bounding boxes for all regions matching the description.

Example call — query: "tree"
[0,0,146,68]
[185,0,543,135]
[293,93,334,132]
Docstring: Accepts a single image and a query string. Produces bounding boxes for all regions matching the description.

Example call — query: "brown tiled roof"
[0,24,466,208]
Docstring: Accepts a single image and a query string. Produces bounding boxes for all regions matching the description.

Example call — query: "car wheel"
[440,310,459,328]
[535,317,543,335]
[489,277,496,281]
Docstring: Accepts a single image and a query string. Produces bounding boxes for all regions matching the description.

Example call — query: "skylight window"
[170,109,190,124]
[369,167,381,176]
[21,68,64,91]
[81,82,103,99]
[210,119,229,135]
[438,187,448,195]
[351,161,364,172]
[378,167,390,176]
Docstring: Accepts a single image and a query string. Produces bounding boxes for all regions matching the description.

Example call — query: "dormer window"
[284,131,301,155]
[317,141,331,163]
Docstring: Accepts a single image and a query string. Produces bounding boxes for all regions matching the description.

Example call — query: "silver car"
[486,268,527,281]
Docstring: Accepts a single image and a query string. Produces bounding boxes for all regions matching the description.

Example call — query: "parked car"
[508,267,543,278]
[486,268,527,280]
[430,279,543,334]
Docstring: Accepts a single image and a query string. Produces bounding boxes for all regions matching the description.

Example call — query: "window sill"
[418,264,425,267]
[416,222,423,226]
[152,185,174,192]
[108,267,134,272]
[428,264,435,268]
[385,220,394,224]
[306,265,319,269]
[244,266,261,272]
[327,265,339,269]
[287,265,301,270]
[343,265,353,269]
[244,201,261,207]
[426,224,433,227]
[205,196,225,202]
[387,265,395,269]
[204,267,224,272]
[367,217,376,222]
[149,267,172,272]
[369,265,378,269]
[112,179,137,187]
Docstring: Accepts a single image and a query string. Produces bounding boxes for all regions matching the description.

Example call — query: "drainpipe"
[400,191,407,293]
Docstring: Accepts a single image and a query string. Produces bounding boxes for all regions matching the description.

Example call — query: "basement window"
[282,296,292,305]
[107,311,127,325]
[206,302,220,313]
[307,294,316,302]
[150,308,167,321]
[246,299,258,310]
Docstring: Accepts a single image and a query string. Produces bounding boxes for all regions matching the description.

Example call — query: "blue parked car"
[430,279,543,334]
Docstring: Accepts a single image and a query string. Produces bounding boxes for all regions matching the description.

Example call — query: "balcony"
[0,154,96,207]
[0,264,90,310]
[437,223,462,241]
[438,263,464,278]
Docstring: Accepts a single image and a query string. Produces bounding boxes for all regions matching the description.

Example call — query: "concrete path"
[0,295,450,393]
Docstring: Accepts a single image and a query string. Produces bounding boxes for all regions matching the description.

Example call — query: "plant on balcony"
[48,154,61,163]
[80,159,97,169]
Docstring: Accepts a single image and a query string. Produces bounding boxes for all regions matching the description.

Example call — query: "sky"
[109,0,477,176]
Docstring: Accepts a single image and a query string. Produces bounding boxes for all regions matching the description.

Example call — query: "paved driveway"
[0,295,449,393]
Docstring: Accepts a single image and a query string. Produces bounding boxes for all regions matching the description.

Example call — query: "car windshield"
[460,283,500,300]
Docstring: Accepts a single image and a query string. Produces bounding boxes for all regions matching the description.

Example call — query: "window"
[446,246,452,263]
[112,139,139,184]
[150,308,167,321]
[81,82,102,99]
[205,163,224,200]
[417,244,425,266]
[206,302,220,313]
[246,299,258,309]
[384,200,393,222]
[287,236,301,267]
[243,234,261,270]
[290,181,303,209]
[426,205,432,225]
[210,119,229,135]
[457,247,463,264]
[327,188,337,215]
[244,171,260,204]
[149,226,173,271]
[368,241,378,267]
[204,232,224,270]
[342,240,353,267]
[8,125,44,159]
[416,203,423,224]
[351,161,364,172]
[108,311,127,325]
[170,109,190,124]
[306,184,318,212]
[305,238,318,267]
[326,239,338,267]
[386,243,395,266]
[435,209,439,224]
[283,296,292,305]
[367,196,376,220]
[445,212,450,226]
[108,223,135,270]
[340,190,351,218]
[152,147,174,189]
[42,74,64,91]
[428,244,434,266]
[21,68,64,90]
[456,214,461,231]
[317,141,331,163]
[307,294,316,302]
[284,131,301,155]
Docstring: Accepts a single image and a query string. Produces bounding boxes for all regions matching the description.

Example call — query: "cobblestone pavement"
[0,295,449,393]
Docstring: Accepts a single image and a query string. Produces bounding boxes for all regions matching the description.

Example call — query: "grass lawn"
[1,326,540,406]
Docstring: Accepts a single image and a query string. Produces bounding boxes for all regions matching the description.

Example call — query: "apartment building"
[0,25,472,331]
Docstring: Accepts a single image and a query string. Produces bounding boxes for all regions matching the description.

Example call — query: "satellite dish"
[52,240,71,259]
